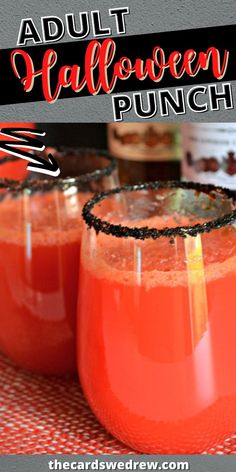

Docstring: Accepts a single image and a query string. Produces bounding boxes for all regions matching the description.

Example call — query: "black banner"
[0,23,235,105]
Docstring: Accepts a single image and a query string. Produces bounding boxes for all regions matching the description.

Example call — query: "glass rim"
[82,180,236,240]
[0,147,117,192]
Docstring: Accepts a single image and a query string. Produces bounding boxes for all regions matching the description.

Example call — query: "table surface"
[0,353,236,455]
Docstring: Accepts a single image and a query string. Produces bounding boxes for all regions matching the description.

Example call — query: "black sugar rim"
[82,181,236,240]
[0,147,117,192]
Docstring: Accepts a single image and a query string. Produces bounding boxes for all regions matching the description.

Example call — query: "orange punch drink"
[0,149,117,375]
[78,181,236,453]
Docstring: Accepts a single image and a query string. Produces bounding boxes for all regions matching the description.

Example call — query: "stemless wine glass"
[78,181,236,454]
[0,148,118,375]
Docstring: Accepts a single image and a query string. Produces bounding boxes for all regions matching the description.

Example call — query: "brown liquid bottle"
[107,123,181,185]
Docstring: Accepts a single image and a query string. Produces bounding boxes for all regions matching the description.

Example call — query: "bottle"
[0,122,35,180]
[181,123,236,189]
[107,123,181,184]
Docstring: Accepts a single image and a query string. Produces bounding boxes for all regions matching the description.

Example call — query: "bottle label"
[182,124,236,189]
[108,123,180,161]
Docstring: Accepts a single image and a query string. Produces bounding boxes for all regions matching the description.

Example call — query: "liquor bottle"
[107,123,181,184]
[0,122,35,180]
[181,123,236,189]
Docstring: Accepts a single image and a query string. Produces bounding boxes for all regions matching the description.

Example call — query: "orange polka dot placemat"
[0,353,236,455]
